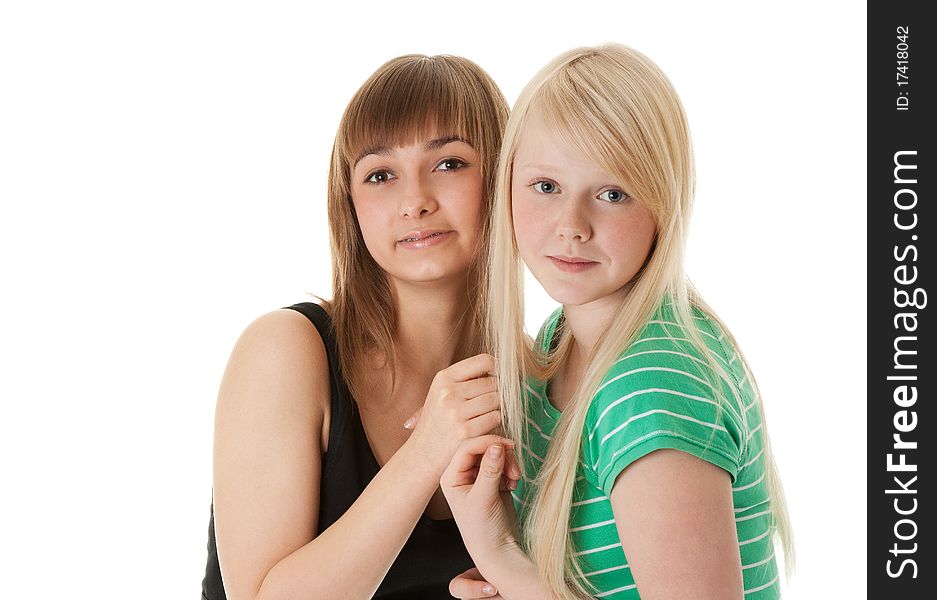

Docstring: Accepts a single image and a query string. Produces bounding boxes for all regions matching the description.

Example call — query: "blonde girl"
[202,54,515,600]
[442,44,793,599]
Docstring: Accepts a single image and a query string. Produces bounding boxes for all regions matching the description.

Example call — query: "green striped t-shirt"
[512,300,780,598]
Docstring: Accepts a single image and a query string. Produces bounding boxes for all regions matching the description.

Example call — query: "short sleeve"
[583,338,745,497]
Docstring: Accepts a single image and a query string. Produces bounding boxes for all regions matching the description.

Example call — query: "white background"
[0,1,866,597]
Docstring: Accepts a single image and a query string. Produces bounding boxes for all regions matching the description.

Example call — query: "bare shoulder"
[212,308,332,598]
[216,307,331,452]
[221,308,329,407]
[231,308,328,376]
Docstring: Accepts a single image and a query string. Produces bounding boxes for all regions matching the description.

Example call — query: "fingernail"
[489,444,503,458]
[482,584,495,595]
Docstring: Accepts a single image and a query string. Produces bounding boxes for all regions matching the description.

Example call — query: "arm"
[469,543,551,600]
[212,310,443,600]
[214,310,505,600]
[447,450,744,600]
[448,567,504,599]
[441,439,552,600]
[608,449,743,600]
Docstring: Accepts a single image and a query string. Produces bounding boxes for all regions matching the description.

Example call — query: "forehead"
[353,133,475,167]
[345,109,476,166]
[513,116,612,180]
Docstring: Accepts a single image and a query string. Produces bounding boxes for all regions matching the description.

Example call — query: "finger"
[445,435,513,474]
[504,447,522,482]
[403,407,422,430]
[441,435,514,486]
[442,353,497,383]
[452,376,498,401]
[453,567,483,580]
[501,474,515,492]
[474,443,505,497]
[449,569,498,598]
[464,409,502,438]
[503,450,521,491]
[461,391,500,420]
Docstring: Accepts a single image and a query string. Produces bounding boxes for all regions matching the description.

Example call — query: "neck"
[550,294,626,413]
[392,277,474,378]
[562,292,627,361]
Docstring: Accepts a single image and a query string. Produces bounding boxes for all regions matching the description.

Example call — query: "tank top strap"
[283,302,352,479]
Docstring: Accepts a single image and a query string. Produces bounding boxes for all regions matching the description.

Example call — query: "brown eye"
[435,158,466,172]
[365,170,395,184]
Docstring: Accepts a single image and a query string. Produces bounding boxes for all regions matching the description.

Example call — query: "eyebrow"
[514,162,564,172]
[353,136,472,167]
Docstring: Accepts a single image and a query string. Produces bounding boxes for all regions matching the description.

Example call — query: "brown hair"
[324,54,508,399]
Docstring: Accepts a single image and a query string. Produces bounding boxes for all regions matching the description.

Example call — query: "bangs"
[341,56,492,163]
[528,63,667,214]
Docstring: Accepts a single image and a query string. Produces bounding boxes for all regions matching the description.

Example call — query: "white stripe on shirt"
[733,473,765,492]
[573,542,622,556]
[589,387,722,441]
[743,549,776,571]
[570,519,616,532]
[572,496,608,507]
[745,575,779,594]
[595,583,638,597]
[738,529,771,547]
[596,366,718,397]
[598,408,729,448]
[735,509,772,523]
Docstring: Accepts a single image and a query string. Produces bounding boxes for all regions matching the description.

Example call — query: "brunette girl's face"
[350,133,484,288]
[511,114,657,310]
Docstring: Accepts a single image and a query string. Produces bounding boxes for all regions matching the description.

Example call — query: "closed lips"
[549,255,596,263]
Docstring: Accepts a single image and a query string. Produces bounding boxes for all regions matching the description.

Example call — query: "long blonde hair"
[487,44,793,598]
[324,54,508,399]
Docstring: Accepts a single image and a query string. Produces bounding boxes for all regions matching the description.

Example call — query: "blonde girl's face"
[350,133,484,287]
[511,115,657,310]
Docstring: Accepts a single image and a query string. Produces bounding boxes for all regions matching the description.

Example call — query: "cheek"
[350,197,385,256]
[439,173,485,239]
[460,176,485,232]
[607,209,657,267]
[511,190,544,255]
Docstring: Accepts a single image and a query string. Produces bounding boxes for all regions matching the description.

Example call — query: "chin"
[543,276,630,308]
[397,263,471,285]
[542,285,601,307]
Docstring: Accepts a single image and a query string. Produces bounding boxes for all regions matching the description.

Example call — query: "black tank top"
[201,302,474,600]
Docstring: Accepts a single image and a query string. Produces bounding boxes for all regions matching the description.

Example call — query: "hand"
[403,354,502,474]
[449,567,503,599]
[441,435,521,571]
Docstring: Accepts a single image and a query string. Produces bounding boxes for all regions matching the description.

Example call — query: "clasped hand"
[441,435,522,599]
[401,354,522,598]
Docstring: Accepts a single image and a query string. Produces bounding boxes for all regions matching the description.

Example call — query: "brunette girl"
[202,54,513,599]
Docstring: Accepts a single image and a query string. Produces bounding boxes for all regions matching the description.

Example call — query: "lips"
[548,255,596,264]
[397,229,452,243]
[547,254,599,273]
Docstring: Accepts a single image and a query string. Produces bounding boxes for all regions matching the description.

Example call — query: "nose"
[555,196,591,242]
[399,174,437,219]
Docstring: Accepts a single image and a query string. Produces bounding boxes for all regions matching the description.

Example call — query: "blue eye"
[365,170,395,184]
[435,158,467,172]
[532,181,559,194]
[598,189,629,203]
